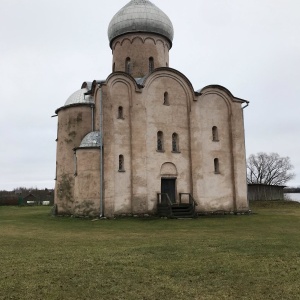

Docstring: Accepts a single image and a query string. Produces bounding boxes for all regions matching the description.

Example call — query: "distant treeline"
[0,187,54,206]
[284,187,300,193]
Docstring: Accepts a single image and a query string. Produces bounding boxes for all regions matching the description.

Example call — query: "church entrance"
[161,178,176,204]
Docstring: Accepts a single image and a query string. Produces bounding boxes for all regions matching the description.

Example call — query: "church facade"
[54,0,249,217]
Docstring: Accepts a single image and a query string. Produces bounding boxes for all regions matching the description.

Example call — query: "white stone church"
[54,0,249,217]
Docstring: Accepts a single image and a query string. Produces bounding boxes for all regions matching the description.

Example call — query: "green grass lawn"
[0,201,300,300]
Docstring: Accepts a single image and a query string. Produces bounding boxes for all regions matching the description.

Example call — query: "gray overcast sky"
[1,0,299,190]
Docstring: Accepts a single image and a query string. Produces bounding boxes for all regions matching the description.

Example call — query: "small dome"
[64,88,94,106]
[108,0,174,48]
[79,132,102,148]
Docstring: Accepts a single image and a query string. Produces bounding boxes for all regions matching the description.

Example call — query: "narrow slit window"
[157,131,164,151]
[149,57,154,72]
[113,62,115,72]
[172,133,179,152]
[214,158,220,174]
[125,57,131,74]
[212,126,219,141]
[119,155,124,171]
[118,106,123,119]
[163,92,169,106]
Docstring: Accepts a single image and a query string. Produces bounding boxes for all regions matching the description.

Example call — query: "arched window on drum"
[125,57,131,74]
[149,57,154,73]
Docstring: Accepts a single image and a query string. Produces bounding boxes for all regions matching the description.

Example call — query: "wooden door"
[161,178,176,204]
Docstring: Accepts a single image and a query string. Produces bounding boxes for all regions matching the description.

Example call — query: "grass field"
[0,201,300,300]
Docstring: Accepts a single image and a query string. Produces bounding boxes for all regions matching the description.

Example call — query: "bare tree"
[247,152,295,185]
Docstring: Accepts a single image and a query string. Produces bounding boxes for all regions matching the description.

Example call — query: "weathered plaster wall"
[55,105,92,214]
[191,90,235,212]
[74,149,101,216]
[231,102,248,211]
[129,85,149,214]
[144,72,192,212]
[94,85,116,217]
[111,81,132,214]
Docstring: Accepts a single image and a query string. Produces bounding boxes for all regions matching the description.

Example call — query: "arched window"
[149,57,154,72]
[212,126,219,141]
[125,57,131,74]
[119,155,124,171]
[214,158,220,174]
[118,106,123,119]
[172,133,179,152]
[163,92,169,106]
[157,131,164,151]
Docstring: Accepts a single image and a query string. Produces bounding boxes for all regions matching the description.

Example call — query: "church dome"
[64,88,94,106]
[79,132,102,148]
[108,0,174,48]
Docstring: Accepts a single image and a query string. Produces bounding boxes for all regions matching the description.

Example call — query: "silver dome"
[64,88,94,106]
[80,132,102,148]
[108,0,174,47]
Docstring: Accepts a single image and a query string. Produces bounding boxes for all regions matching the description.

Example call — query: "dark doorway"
[161,178,176,204]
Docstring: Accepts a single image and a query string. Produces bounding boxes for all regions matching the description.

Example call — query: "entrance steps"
[157,203,196,219]
[157,193,198,219]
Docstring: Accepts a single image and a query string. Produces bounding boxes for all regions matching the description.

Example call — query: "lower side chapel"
[54,0,250,217]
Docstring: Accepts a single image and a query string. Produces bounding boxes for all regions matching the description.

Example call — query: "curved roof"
[139,67,196,94]
[108,0,174,48]
[197,85,249,103]
[64,88,94,106]
[79,132,102,148]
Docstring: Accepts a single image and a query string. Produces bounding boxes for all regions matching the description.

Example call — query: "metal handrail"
[157,193,173,206]
[179,193,198,208]
[157,193,173,217]
[189,194,198,207]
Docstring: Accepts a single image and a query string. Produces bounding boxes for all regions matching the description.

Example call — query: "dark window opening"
[212,126,219,141]
[125,57,131,74]
[149,57,154,72]
[214,158,220,174]
[157,131,164,151]
[118,106,124,119]
[172,133,179,152]
[113,62,115,72]
[119,155,124,171]
[163,92,169,106]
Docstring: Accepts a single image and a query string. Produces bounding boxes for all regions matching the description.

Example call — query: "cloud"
[1,0,300,190]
